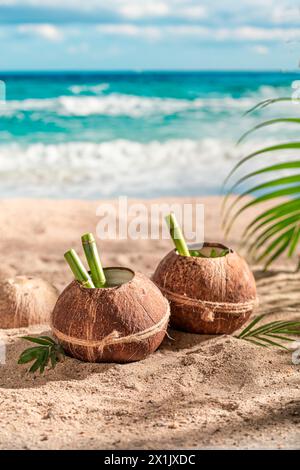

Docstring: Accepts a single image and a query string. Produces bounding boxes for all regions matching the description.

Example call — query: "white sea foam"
[69,83,110,94]
[0,138,289,198]
[0,84,291,118]
[1,94,204,117]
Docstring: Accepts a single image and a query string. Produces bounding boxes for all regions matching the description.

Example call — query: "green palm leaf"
[18,336,65,374]
[224,176,300,222]
[244,97,298,115]
[238,118,300,144]
[224,187,300,237]
[248,214,300,254]
[237,315,300,349]
[243,200,300,239]
[223,93,300,268]
[255,228,294,268]
[223,142,300,188]
[224,162,300,203]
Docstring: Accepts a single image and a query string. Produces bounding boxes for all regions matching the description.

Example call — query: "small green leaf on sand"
[236,315,300,350]
[18,336,65,374]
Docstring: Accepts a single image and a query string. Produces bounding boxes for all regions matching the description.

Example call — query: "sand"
[0,197,299,450]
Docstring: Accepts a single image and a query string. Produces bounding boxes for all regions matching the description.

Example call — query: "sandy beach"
[0,196,299,449]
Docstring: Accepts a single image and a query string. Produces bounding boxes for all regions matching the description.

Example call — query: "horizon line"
[0,68,299,74]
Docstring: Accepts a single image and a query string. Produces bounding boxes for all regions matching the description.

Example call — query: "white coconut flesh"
[103,268,135,287]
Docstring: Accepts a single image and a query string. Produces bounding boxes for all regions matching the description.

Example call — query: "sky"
[0,0,299,71]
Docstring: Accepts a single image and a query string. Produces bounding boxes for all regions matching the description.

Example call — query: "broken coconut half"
[0,276,59,328]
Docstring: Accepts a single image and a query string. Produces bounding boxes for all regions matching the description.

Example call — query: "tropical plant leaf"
[288,226,300,256]
[244,203,300,240]
[29,358,43,373]
[237,315,300,349]
[21,336,54,346]
[255,227,294,268]
[238,118,300,144]
[225,176,300,221]
[224,187,300,237]
[248,214,300,250]
[224,162,300,204]
[223,92,300,269]
[18,336,65,374]
[18,347,43,364]
[244,97,299,115]
[39,336,56,345]
[223,142,300,189]
[237,314,265,338]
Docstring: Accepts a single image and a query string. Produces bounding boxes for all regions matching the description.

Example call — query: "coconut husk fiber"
[153,242,257,334]
[51,268,170,363]
[0,197,300,450]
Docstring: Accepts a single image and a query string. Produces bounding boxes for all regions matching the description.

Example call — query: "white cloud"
[119,1,169,19]
[271,5,300,24]
[226,26,300,41]
[119,1,207,21]
[97,24,161,40]
[0,0,297,29]
[252,45,269,55]
[18,24,63,41]
[167,25,300,42]
[179,5,207,20]
[96,23,300,43]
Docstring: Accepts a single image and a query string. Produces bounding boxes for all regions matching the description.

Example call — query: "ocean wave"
[0,84,291,118]
[69,83,110,95]
[0,138,290,198]
[1,94,204,117]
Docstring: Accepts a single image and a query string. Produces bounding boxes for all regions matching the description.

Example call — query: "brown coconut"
[0,276,59,329]
[152,242,257,335]
[51,268,170,363]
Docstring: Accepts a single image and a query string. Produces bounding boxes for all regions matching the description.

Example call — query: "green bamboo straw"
[81,233,106,288]
[165,213,191,257]
[64,249,95,288]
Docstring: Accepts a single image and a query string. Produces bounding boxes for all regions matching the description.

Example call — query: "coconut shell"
[0,276,59,328]
[51,269,170,363]
[152,243,257,335]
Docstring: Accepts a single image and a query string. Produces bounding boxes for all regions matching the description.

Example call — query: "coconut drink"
[153,214,257,335]
[51,233,169,363]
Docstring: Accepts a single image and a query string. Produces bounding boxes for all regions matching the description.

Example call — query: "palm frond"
[237,315,300,349]
[223,142,300,189]
[244,97,299,115]
[224,187,300,237]
[242,199,300,238]
[223,94,300,268]
[248,214,300,255]
[238,118,300,144]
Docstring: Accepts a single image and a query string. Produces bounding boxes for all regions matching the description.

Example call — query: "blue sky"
[0,0,299,70]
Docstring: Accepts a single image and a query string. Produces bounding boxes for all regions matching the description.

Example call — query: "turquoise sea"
[0,71,299,198]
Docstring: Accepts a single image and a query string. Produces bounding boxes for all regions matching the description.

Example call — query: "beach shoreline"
[0,196,299,449]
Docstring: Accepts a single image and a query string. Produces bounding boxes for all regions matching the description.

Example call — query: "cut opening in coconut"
[104,267,135,287]
[52,270,169,363]
[80,267,135,289]
[176,242,233,259]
